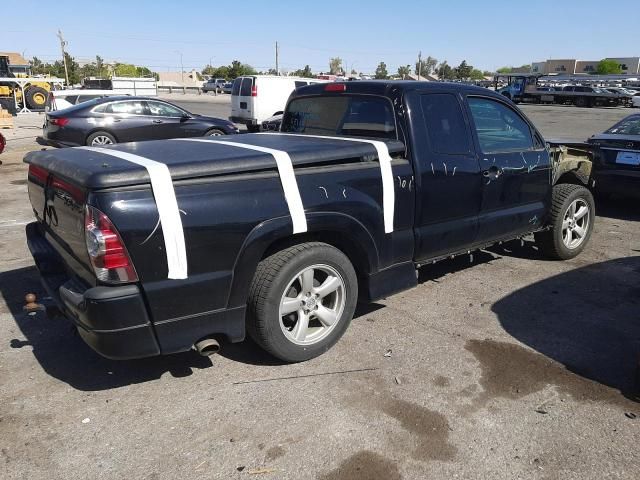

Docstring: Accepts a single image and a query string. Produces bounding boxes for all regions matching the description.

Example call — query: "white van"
[45,89,129,112]
[230,76,326,132]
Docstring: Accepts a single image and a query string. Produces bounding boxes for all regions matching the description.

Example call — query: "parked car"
[230,76,326,132]
[222,82,233,94]
[45,89,129,112]
[588,113,640,197]
[261,112,282,131]
[24,81,594,361]
[633,93,640,108]
[202,78,226,93]
[39,96,238,147]
[0,132,5,155]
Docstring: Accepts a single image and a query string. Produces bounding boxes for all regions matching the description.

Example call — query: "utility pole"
[417,51,422,81]
[57,29,70,85]
[275,41,279,75]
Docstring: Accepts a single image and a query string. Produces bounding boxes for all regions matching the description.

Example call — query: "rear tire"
[247,242,358,362]
[205,128,225,136]
[246,124,260,133]
[86,131,116,146]
[535,184,594,260]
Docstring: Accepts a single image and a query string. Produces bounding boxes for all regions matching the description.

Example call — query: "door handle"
[112,118,121,123]
[482,166,503,179]
[152,119,163,124]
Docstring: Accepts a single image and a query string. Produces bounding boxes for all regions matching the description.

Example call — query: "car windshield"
[281,95,396,139]
[606,117,640,135]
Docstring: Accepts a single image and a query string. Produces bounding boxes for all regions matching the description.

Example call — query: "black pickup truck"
[24,81,595,362]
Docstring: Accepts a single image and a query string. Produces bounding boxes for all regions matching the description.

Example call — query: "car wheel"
[247,242,358,362]
[205,128,225,136]
[534,184,595,260]
[87,131,116,146]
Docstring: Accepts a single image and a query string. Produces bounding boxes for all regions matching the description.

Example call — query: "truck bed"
[24,134,406,189]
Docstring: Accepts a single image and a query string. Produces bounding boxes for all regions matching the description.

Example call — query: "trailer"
[495,73,633,107]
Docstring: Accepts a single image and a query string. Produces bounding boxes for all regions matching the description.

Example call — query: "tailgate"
[27,163,93,281]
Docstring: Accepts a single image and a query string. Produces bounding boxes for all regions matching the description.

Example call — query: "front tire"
[247,242,358,362]
[535,184,595,260]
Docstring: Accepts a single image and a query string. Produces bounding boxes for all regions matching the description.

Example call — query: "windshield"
[606,117,640,135]
[281,95,396,140]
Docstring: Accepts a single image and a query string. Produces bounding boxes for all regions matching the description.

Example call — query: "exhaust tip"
[194,338,221,357]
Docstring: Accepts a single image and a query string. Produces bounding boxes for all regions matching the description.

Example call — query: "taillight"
[325,83,346,92]
[84,205,138,283]
[251,84,258,97]
[28,164,48,185]
[49,117,69,126]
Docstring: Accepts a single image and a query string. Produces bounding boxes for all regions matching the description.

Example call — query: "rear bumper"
[594,169,640,198]
[36,136,79,148]
[26,222,161,359]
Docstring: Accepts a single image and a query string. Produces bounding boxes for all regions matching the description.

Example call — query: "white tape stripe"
[177,138,307,234]
[77,147,188,280]
[261,133,395,233]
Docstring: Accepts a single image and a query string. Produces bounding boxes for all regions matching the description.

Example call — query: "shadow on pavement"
[595,195,640,223]
[492,256,640,402]
[1,266,213,392]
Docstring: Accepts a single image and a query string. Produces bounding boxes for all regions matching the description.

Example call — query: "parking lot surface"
[0,102,639,479]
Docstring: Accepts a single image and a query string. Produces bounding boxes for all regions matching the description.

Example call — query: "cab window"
[468,97,533,153]
[420,93,471,155]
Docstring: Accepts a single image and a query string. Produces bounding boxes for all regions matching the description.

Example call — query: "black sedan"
[40,96,238,147]
[588,113,640,198]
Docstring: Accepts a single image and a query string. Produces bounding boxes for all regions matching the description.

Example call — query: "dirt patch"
[465,339,637,409]
[432,375,450,388]
[265,445,285,462]
[10,179,27,185]
[318,451,401,480]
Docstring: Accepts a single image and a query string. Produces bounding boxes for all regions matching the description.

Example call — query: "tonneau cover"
[24,134,405,189]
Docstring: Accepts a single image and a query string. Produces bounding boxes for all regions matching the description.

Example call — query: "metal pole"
[417,51,422,81]
[275,41,279,75]
[57,29,70,85]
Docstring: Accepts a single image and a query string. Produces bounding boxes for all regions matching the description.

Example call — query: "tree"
[596,59,622,75]
[455,60,473,80]
[329,57,343,75]
[496,66,512,74]
[227,60,257,79]
[114,63,139,77]
[436,61,455,80]
[415,55,438,76]
[375,62,388,79]
[397,64,411,79]
[469,69,485,80]
[293,65,314,78]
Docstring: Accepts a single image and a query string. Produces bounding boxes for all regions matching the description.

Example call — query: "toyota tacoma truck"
[24,81,595,362]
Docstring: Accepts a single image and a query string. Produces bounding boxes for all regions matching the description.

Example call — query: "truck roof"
[293,80,506,100]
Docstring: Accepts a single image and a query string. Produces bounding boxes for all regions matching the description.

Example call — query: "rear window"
[240,77,254,96]
[281,95,396,139]
[606,116,640,135]
[231,78,241,96]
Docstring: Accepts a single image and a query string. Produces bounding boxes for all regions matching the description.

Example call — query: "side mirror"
[181,113,191,121]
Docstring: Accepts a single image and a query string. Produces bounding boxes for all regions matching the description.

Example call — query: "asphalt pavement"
[0,99,638,480]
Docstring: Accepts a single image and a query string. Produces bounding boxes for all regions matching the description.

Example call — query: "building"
[157,69,202,87]
[531,57,640,75]
[0,52,30,75]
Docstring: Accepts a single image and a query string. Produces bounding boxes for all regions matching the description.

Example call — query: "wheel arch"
[226,212,380,308]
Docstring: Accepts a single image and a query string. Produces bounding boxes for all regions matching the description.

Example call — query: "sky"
[2,0,637,74]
